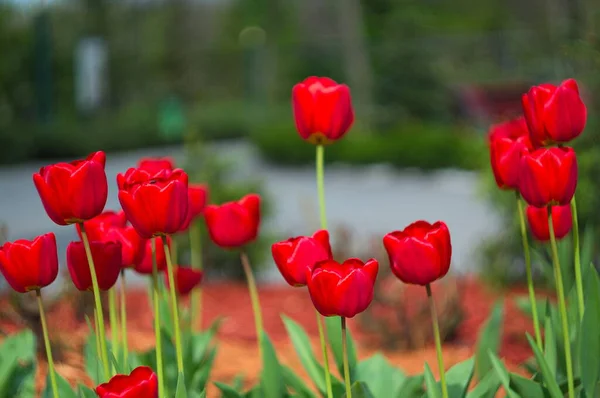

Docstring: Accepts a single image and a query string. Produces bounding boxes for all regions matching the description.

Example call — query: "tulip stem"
[79,225,110,380]
[35,290,58,398]
[341,317,352,398]
[240,251,264,357]
[570,196,584,320]
[163,240,185,374]
[316,312,333,398]
[190,223,203,332]
[426,284,448,398]
[108,287,119,373]
[316,145,328,230]
[151,238,166,398]
[120,270,129,368]
[516,194,543,350]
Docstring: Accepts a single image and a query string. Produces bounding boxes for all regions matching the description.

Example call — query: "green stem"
[190,223,203,331]
[316,312,333,398]
[79,225,110,380]
[341,317,352,398]
[94,310,102,375]
[570,196,584,320]
[548,210,575,398]
[240,251,264,358]
[426,284,448,398]
[163,240,185,373]
[108,287,119,372]
[36,290,58,398]
[152,238,166,398]
[516,194,543,350]
[120,270,129,367]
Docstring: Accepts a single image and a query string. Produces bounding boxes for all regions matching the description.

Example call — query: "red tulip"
[0,233,58,293]
[67,241,122,291]
[271,230,333,287]
[519,147,578,208]
[134,237,171,275]
[118,169,189,238]
[489,117,533,190]
[383,221,452,286]
[76,210,128,242]
[522,79,587,147]
[105,226,145,268]
[292,76,354,145]
[204,194,260,248]
[178,184,209,231]
[33,151,108,225]
[526,205,573,242]
[164,266,203,296]
[116,167,175,191]
[306,258,378,318]
[137,157,175,174]
[95,366,158,398]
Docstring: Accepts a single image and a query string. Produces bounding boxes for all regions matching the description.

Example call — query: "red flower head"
[488,117,533,190]
[164,266,203,296]
[118,169,189,238]
[271,230,333,287]
[137,157,175,175]
[383,221,452,286]
[104,226,146,268]
[67,241,122,291]
[526,205,573,242]
[116,167,175,191]
[76,210,128,242]
[518,147,578,208]
[204,194,260,248]
[95,366,158,398]
[292,76,354,145]
[306,258,378,318]
[133,237,171,274]
[178,184,209,231]
[33,151,108,225]
[522,79,587,147]
[0,233,58,293]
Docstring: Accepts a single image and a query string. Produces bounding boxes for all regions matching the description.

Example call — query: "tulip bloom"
[137,157,175,174]
[33,151,108,225]
[134,237,171,274]
[76,210,128,242]
[306,258,378,318]
[271,230,333,286]
[95,366,158,398]
[292,76,354,145]
[164,266,203,296]
[105,226,145,267]
[0,233,58,293]
[204,194,260,248]
[67,241,122,291]
[118,170,189,238]
[488,117,532,190]
[178,184,209,231]
[519,147,578,208]
[383,221,452,286]
[522,79,587,147]
[526,205,573,242]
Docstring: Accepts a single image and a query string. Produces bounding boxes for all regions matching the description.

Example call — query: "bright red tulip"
[134,237,171,275]
[383,221,452,286]
[526,205,573,242]
[306,258,378,318]
[178,184,209,231]
[104,226,145,268]
[489,117,533,190]
[95,366,158,398]
[164,266,203,296]
[204,194,260,248]
[292,76,354,145]
[118,170,188,238]
[67,241,122,291]
[76,210,128,242]
[0,233,58,293]
[33,151,108,225]
[271,230,333,287]
[116,167,175,191]
[519,147,578,208]
[522,79,587,147]
[137,157,175,174]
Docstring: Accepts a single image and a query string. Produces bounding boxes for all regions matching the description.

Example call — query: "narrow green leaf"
[580,264,600,398]
[445,357,475,398]
[342,381,375,398]
[397,374,425,398]
[423,363,442,398]
[466,369,500,398]
[514,296,546,322]
[543,301,557,378]
[526,334,563,398]
[41,371,77,398]
[78,385,97,398]
[354,353,405,397]
[214,382,243,398]
[282,365,316,398]
[475,300,504,379]
[487,352,518,398]
[325,316,357,379]
[508,373,547,398]
[175,372,188,398]
[260,332,285,398]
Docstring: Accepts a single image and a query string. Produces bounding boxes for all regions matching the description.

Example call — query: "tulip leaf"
[214,382,244,398]
[395,374,425,398]
[83,320,101,385]
[526,334,563,398]
[514,296,546,323]
[580,264,600,398]
[475,300,504,379]
[325,316,358,380]
[354,353,405,398]
[41,370,77,398]
[543,300,557,378]
[260,331,285,398]
[282,365,316,398]
[466,369,500,398]
[78,385,97,398]
[341,381,374,398]
[423,363,442,398]
[0,330,36,398]
[487,352,518,398]
[175,372,188,398]
[445,357,475,398]
[508,373,547,398]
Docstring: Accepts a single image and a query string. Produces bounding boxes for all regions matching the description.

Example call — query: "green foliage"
[474,301,504,379]
[0,330,36,397]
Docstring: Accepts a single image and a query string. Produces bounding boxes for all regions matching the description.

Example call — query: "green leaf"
[466,370,500,398]
[342,381,375,398]
[84,328,101,386]
[526,334,563,398]
[41,371,77,398]
[541,300,557,378]
[397,375,425,398]
[175,373,188,398]
[354,353,405,398]
[475,300,504,379]
[78,385,98,398]
[260,332,285,398]
[0,330,36,397]
[423,363,441,398]
[580,264,600,398]
[445,357,475,398]
[487,352,518,398]
[325,316,357,380]
[514,296,546,322]
[282,366,316,398]
[214,382,243,398]
[508,373,547,398]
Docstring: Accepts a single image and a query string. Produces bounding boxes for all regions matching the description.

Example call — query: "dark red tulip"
[137,157,175,174]
[489,117,533,190]
[76,210,128,242]
[134,237,171,275]
[118,170,188,238]
[164,266,203,296]
[522,79,587,147]
[383,221,452,286]
[33,151,108,225]
[306,258,378,318]
[67,241,122,291]
[178,184,209,231]
[271,230,333,287]
[95,366,158,398]
[292,76,354,145]
[526,205,573,242]
[204,194,260,248]
[519,147,578,208]
[0,233,58,293]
